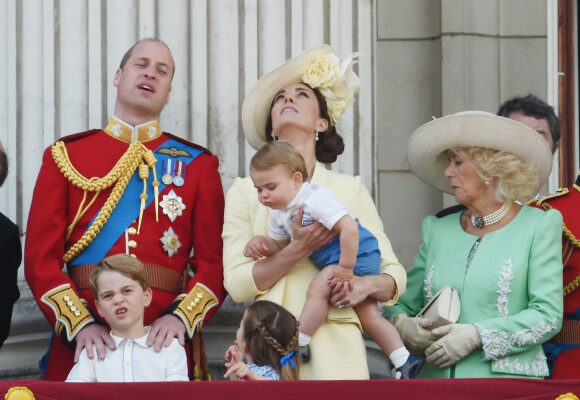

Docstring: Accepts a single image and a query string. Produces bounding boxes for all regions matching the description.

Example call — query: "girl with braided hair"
[224,300,301,380]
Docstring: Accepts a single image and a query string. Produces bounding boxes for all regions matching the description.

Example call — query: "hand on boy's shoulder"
[147,314,186,352]
[74,323,116,362]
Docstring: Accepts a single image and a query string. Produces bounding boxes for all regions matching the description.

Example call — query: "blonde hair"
[242,300,301,380]
[250,141,308,181]
[89,254,150,298]
[451,147,539,203]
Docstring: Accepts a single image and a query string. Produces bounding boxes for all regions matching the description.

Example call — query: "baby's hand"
[243,236,270,260]
[328,265,354,290]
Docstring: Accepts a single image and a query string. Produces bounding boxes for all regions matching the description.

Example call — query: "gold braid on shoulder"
[51,140,159,263]
[536,201,580,296]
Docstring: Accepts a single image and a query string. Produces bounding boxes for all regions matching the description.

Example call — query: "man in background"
[0,139,21,348]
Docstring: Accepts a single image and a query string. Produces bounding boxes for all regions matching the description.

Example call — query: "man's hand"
[74,323,116,363]
[147,314,186,352]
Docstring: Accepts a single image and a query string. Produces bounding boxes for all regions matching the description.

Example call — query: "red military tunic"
[25,117,226,381]
[532,173,580,379]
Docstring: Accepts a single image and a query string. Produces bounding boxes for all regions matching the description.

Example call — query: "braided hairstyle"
[265,84,345,164]
[243,300,301,380]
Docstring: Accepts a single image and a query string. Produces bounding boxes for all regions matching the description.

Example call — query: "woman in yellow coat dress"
[222,46,406,380]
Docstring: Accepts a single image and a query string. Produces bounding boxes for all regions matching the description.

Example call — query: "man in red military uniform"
[499,95,580,379]
[533,176,580,379]
[25,38,226,381]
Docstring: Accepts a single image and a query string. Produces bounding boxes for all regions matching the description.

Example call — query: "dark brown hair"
[265,84,345,164]
[243,300,301,380]
[0,147,7,188]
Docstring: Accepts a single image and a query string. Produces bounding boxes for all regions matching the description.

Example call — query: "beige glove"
[393,314,437,356]
[425,323,482,368]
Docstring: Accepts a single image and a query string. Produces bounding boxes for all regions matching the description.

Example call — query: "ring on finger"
[338,302,346,309]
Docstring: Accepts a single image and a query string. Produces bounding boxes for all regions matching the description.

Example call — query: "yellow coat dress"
[223,162,406,379]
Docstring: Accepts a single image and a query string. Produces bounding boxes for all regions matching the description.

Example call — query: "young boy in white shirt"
[66,254,188,382]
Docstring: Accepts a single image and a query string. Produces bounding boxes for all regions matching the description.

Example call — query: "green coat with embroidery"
[384,206,563,378]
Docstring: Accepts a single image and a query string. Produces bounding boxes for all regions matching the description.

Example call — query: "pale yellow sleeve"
[222,177,267,302]
[343,175,407,304]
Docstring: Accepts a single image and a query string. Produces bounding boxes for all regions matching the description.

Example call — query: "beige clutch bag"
[416,286,460,328]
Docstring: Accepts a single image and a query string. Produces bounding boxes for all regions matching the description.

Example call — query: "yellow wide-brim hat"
[406,111,553,194]
[242,45,360,150]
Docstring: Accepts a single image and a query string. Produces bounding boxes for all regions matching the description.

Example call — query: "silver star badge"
[160,227,181,257]
[160,190,186,222]
[112,124,122,137]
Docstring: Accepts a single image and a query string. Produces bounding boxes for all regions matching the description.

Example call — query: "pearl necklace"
[470,203,510,229]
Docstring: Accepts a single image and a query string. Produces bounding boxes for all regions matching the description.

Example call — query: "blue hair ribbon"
[280,350,300,368]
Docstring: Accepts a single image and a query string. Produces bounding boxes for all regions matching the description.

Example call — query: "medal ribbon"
[70,138,202,266]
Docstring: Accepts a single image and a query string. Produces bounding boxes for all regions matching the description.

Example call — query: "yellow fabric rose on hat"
[302,55,340,89]
[301,52,361,125]
[327,98,350,125]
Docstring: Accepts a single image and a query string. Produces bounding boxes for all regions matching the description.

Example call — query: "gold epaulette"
[533,187,570,207]
[41,284,94,342]
[174,283,219,338]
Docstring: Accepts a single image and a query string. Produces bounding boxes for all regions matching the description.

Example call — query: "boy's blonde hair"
[250,141,309,181]
[89,254,150,298]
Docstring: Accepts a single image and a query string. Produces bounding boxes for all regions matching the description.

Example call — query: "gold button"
[128,227,137,235]
[70,306,77,312]
[66,300,73,306]
[128,240,137,248]
[187,306,192,311]
[64,295,70,301]
[74,310,81,317]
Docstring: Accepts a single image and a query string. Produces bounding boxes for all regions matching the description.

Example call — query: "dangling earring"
[271,131,277,141]
[315,130,319,141]
[483,173,490,185]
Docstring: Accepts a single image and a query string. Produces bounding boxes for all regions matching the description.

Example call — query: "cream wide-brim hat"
[242,45,352,150]
[406,111,553,194]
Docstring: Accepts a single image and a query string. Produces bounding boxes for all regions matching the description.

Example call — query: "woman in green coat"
[384,112,563,378]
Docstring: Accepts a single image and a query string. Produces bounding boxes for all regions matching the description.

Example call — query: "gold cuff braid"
[41,284,94,342]
[174,283,219,338]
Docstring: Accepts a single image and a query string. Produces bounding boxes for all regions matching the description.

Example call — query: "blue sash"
[70,138,202,266]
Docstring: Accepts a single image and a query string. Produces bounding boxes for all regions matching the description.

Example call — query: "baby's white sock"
[298,332,311,347]
[389,346,410,369]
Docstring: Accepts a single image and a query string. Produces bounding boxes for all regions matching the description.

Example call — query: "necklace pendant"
[472,216,485,229]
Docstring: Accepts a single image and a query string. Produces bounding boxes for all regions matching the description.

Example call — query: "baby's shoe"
[300,345,310,362]
[392,355,423,379]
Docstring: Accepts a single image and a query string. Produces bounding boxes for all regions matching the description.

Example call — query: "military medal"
[162,159,174,185]
[173,161,185,186]
[160,227,181,257]
[159,190,186,222]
